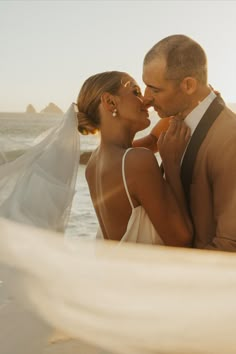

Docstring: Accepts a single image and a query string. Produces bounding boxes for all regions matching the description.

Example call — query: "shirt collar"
[185,91,217,134]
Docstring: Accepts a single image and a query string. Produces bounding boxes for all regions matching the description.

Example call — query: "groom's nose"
[143,87,154,109]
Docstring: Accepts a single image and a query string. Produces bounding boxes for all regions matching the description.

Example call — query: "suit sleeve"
[204,134,236,251]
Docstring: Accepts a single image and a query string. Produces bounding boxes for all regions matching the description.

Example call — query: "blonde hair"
[76,71,126,135]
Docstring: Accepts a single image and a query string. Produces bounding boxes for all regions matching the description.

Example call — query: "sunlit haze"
[1,0,236,112]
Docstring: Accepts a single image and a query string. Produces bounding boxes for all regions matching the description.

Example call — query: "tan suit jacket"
[189,104,236,251]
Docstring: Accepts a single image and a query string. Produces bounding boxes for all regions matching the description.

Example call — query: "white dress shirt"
[182,90,217,162]
[185,90,217,136]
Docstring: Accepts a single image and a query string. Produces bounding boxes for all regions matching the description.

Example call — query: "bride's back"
[85,146,138,241]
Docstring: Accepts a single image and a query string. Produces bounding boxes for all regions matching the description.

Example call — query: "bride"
[0,71,192,246]
[77,71,192,245]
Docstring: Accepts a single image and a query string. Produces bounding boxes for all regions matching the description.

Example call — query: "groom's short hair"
[144,34,208,84]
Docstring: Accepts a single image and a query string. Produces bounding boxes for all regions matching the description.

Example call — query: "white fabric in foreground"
[0,105,80,232]
[1,218,236,354]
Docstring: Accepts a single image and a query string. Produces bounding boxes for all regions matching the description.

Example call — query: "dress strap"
[122,148,134,210]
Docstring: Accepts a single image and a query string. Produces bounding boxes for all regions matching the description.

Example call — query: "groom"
[142,34,236,251]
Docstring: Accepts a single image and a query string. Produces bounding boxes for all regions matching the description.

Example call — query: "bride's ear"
[100,93,116,112]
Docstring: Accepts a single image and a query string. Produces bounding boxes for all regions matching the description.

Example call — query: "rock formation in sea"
[40,103,63,114]
[26,104,37,113]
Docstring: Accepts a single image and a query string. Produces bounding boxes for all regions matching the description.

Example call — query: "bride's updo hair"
[77,71,126,135]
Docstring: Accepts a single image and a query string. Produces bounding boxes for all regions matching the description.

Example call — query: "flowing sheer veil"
[0,104,80,232]
[1,218,236,354]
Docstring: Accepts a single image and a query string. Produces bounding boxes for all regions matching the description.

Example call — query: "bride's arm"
[158,120,193,240]
[132,134,158,152]
[132,117,173,153]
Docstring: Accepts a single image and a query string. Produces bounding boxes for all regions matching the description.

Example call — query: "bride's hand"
[157,119,191,169]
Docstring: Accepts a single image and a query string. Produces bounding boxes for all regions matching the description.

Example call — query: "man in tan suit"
[142,34,236,251]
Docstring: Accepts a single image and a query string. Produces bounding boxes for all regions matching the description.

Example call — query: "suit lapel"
[181,95,225,207]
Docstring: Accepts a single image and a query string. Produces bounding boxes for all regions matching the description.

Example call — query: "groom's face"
[142,58,189,118]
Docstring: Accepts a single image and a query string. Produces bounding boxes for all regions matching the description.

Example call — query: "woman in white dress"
[77,71,193,246]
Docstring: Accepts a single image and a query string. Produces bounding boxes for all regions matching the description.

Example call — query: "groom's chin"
[155,111,165,119]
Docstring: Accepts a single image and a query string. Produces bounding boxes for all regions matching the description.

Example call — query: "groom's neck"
[177,85,212,120]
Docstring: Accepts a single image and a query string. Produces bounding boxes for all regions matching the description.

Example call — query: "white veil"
[1,218,236,354]
[0,104,80,232]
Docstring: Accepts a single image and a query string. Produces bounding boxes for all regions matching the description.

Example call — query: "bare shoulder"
[124,148,164,203]
[125,147,159,172]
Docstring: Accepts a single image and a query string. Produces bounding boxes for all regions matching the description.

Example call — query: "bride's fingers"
[178,123,191,142]
[157,131,166,149]
[158,120,191,148]
[174,120,191,140]
[165,119,177,137]
[184,126,191,141]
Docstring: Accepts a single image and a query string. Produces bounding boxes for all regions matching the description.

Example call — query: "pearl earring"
[112,108,117,117]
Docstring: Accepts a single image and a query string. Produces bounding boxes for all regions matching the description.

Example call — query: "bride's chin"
[135,118,150,131]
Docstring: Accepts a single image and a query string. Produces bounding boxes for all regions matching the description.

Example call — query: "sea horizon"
[1,101,236,115]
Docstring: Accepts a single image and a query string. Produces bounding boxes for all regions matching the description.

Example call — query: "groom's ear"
[180,77,197,95]
[100,92,117,112]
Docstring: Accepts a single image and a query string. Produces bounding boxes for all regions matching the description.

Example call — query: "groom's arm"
[203,133,236,252]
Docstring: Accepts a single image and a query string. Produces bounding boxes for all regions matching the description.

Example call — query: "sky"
[1,0,236,112]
